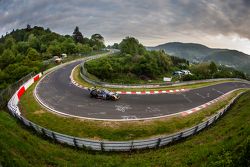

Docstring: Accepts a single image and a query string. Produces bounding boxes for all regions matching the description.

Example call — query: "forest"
[0,25,105,90]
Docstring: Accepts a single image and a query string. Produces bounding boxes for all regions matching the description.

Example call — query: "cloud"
[1,0,250,53]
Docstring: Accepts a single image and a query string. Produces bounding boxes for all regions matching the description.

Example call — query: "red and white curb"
[181,92,231,116]
[8,73,42,116]
[115,89,187,94]
[70,67,188,95]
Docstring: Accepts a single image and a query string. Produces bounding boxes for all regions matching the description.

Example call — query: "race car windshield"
[103,89,110,93]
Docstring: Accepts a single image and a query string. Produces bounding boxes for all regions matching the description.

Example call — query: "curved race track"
[35,60,250,120]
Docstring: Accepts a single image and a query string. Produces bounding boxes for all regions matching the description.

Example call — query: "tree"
[209,61,218,75]
[0,70,8,89]
[26,24,31,31]
[190,63,211,79]
[4,36,15,49]
[47,44,61,56]
[0,43,4,55]
[72,26,84,43]
[76,43,92,54]
[4,64,32,83]
[112,43,119,49]
[28,34,40,51]
[61,38,76,54]
[119,37,146,55]
[16,42,29,54]
[26,48,40,61]
[90,34,105,50]
[91,34,104,43]
[0,49,16,69]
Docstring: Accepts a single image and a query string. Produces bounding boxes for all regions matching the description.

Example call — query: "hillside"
[86,37,246,84]
[0,25,105,90]
[148,42,250,74]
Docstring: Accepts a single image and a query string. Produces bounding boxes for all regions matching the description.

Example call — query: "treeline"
[0,25,105,90]
[86,37,247,84]
[86,37,189,83]
[182,62,246,81]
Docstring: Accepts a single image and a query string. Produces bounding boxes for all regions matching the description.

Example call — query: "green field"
[1,91,250,166]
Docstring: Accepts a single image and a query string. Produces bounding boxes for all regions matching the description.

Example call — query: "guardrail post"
[178,132,183,139]
[130,141,134,151]
[41,128,46,137]
[213,115,217,122]
[156,138,161,148]
[194,126,199,133]
[73,138,78,148]
[171,136,175,142]
[29,122,34,129]
[100,142,104,152]
[205,120,209,127]
[219,111,223,117]
[19,116,24,123]
[52,132,57,142]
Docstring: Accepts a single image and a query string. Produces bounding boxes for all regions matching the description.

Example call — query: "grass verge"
[73,65,242,92]
[18,81,248,141]
[1,91,250,166]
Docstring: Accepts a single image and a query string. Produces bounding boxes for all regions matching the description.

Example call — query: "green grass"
[1,91,250,166]
[74,65,242,92]
[18,81,247,141]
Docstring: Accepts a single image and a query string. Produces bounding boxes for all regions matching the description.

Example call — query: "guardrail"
[79,54,249,89]
[7,71,246,151]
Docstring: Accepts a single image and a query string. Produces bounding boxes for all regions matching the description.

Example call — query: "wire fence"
[7,73,244,151]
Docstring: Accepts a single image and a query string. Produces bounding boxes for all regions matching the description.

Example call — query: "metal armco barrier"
[7,71,245,151]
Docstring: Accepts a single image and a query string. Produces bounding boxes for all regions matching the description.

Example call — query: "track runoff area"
[35,60,250,121]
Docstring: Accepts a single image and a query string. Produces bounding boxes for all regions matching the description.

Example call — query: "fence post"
[213,115,217,122]
[29,122,34,129]
[178,132,183,139]
[52,132,57,142]
[100,142,104,152]
[73,138,78,148]
[219,111,223,117]
[194,126,199,133]
[130,141,134,151]
[205,120,209,127]
[41,128,46,137]
[156,138,161,148]
[19,116,25,124]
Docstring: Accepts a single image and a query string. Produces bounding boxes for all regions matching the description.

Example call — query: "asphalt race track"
[35,60,250,120]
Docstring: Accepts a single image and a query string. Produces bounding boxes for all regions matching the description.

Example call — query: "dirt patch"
[34,110,46,115]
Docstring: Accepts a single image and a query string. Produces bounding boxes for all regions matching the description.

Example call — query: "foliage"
[72,26,84,43]
[85,37,180,83]
[119,37,146,55]
[182,62,246,81]
[0,25,105,90]
[86,51,174,83]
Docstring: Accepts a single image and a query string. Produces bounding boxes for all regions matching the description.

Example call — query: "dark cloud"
[1,0,250,45]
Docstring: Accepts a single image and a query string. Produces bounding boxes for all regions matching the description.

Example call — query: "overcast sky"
[1,0,250,54]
